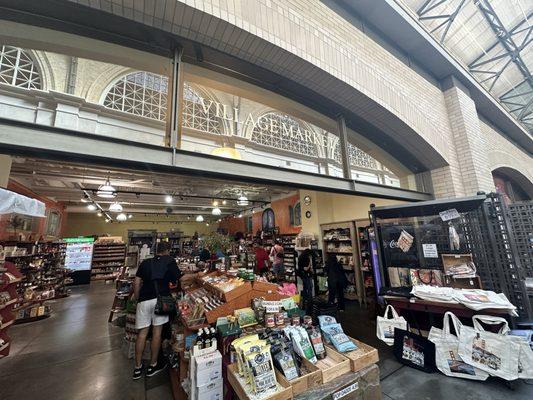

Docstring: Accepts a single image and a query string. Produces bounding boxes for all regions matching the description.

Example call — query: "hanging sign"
[422,243,438,258]
[439,208,460,221]
[262,300,282,313]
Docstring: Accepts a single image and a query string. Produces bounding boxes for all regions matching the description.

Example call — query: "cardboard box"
[196,381,223,400]
[194,351,222,387]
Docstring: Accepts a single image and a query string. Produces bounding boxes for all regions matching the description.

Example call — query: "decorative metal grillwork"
[333,142,379,169]
[250,113,319,157]
[508,201,533,279]
[103,71,168,121]
[182,83,221,134]
[0,46,41,89]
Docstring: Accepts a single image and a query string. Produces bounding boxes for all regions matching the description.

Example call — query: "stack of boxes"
[189,340,223,400]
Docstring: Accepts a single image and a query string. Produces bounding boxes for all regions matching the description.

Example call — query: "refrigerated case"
[64,237,94,285]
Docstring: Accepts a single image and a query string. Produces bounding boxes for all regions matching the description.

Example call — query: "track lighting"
[96,212,102,217]
[87,204,97,211]
[116,213,127,221]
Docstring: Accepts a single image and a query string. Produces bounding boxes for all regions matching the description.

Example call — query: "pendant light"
[109,202,123,212]
[116,213,127,221]
[97,177,117,198]
[212,207,221,216]
[87,204,97,211]
[237,194,249,206]
[196,215,204,222]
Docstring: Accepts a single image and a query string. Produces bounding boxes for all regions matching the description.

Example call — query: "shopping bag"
[458,315,520,380]
[508,332,533,379]
[428,312,488,380]
[393,328,436,373]
[376,304,407,346]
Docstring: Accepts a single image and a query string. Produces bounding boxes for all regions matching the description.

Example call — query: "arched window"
[289,202,302,226]
[262,208,275,231]
[103,71,168,121]
[333,142,378,170]
[251,112,318,157]
[182,83,221,134]
[0,46,41,89]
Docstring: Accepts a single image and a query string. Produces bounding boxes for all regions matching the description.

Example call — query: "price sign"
[422,243,438,258]
[262,301,282,313]
[333,383,359,400]
[439,208,460,221]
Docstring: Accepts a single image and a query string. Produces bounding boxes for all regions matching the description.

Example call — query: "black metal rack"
[370,193,532,321]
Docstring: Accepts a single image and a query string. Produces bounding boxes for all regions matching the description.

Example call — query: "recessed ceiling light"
[212,207,221,216]
[196,215,204,222]
[165,195,173,203]
[87,204,97,211]
[109,202,123,212]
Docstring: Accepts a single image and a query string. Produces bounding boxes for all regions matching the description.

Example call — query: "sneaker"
[146,361,167,377]
[132,365,143,380]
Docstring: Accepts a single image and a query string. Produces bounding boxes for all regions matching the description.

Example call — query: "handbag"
[409,269,443,286]
[376,304,407,346]
[393,328,436,373]
[151,259,177,316]
[428,312,489,380]
[458,315,520,380]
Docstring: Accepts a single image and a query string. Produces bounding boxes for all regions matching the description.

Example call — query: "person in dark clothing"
[298,249,313,305]
[324,253,347,311]
[133,241,181,380]
[199,247,211,262]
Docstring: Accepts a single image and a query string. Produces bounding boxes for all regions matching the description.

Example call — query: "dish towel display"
[376,304,407,346]
[428,312,489,381]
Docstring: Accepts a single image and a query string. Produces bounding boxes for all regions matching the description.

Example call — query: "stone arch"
[492,166,533,201]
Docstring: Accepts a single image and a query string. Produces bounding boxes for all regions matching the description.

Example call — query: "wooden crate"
[341,337,379,373]
[314,347,351,383]
[253,281,280,293]
[275,361,322,396]
[227,363,292,400]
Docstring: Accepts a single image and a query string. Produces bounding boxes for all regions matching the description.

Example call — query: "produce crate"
[227,363,292,400]
[314,347,350,383]
[341,337,379,373]
[275,361,322,396]
[253,281,280,293]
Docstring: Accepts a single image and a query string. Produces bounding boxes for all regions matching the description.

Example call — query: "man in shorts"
[132,241,180,379]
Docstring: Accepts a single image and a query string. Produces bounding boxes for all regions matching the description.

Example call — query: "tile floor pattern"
[1,283,532,400]
[0,282,173,400]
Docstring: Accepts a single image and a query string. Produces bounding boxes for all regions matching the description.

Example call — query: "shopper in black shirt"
[132,242,180,380]
[325,253,347,311]
[298,249,313,307]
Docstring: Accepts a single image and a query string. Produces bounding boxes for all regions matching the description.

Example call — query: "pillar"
[0,155,12,188]
[437,76,494,198]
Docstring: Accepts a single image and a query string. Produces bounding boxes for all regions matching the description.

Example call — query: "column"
[439,76,494,197]
[336,115,351,180]
[0,155,12,188]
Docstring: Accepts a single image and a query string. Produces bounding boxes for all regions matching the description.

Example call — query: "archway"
[492,167,533,203]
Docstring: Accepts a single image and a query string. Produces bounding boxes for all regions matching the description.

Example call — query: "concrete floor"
[0,282,173,400]
[1,284,532,400]
[338,302,533,400]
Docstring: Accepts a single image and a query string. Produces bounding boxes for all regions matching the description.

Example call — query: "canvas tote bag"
[458,315,520,380]
[377,304,407,346]
[428,312,489,380]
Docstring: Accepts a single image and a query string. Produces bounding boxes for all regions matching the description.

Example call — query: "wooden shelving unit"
[355,222,375,306]
[91,241,126,282]
[280,233,297,283]
[321,221,362,303]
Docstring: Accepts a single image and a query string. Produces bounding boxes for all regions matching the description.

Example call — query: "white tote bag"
[376,305,407,346]
[508,335,533,379]
[428,312,489,380]
[458,315,520,380]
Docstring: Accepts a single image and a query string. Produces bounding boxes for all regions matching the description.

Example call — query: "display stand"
[280,234,297,284]
[0,260,23,359]
[91,239,126,282]
[321,221,362,303]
